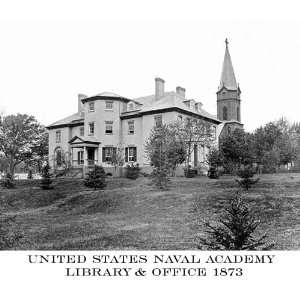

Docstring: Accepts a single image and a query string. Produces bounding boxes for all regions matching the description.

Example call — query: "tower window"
[105,121,113,134]
[223,106,228,120]
[88,122,95,136]
[89,102,95,112]
[105,101,113,110]
[237,107,240,122]
[55,130,61,143]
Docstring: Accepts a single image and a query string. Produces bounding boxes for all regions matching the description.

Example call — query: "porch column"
[95,147,99,165]
[83,146,88,176]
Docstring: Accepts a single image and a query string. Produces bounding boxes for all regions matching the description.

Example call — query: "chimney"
[78,94,87,113]
[176,86,186,98]
[155,78,165,100]
[195,102,203,111]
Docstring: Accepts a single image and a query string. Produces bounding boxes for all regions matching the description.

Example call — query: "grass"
[1,173,300,250]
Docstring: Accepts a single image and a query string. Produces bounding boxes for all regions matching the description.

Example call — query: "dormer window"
[105,100,113,110]
[128,102,134,111]
[89,102,95,112]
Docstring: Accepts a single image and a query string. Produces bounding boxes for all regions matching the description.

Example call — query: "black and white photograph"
[0,0,299,299]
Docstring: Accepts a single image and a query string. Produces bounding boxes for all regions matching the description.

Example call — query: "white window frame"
[105,121,113,135]
[88,122,95,136]
[89,102,95,112]
[128,120,134,135]
[55,130,61,143]
[105,100,113,110]
[154,115,162,127]
[79,126,84,136]
[127,147,136,162]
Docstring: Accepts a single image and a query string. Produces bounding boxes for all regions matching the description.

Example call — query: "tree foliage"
[0,114,47,175]
[84,165,106,190]
[198,192,274,250]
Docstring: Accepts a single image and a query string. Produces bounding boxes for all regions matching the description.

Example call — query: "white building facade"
[47,41,241,176]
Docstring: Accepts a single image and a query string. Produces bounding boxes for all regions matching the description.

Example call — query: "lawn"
[1,173,300,250]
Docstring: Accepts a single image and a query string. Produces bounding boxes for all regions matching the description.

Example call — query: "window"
[223,106,228,120]
[79,126,84,136]
[55,148,62,167]
[227,126,231,134]
[128,102,134,111]
[178,115,183,121]
[88,122,95,136]
[128,120,134,134]
[211,125,216,140]
[105,100,113,110]
[125,147,137,162]
[55,130,61,143]
[154,115,162,127]
[105,121,113,134]
[102,147,116,162]
[77,151,84,165]
[89,102,95,112]
[237,107,240,122]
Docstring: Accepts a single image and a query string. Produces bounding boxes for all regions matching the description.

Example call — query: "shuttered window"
[102,147,116,162]
[125,147,137,162]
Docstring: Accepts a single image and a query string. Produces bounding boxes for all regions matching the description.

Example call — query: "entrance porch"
[69,136,101,172]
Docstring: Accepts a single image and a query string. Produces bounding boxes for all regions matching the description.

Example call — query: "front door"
[194,144,198,167]
[87,148,95,165]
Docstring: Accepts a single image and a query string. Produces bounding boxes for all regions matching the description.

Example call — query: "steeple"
[218,38,238,91]
[216,39,242,128]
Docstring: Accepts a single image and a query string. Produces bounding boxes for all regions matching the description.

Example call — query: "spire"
[218,38,238,91]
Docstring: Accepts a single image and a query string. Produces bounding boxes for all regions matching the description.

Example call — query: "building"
[47,40,242,176]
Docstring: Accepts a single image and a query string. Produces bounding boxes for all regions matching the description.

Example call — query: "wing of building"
[47,40,243,176]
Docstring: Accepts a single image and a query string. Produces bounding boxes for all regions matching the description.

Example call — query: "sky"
[0,1,300,132]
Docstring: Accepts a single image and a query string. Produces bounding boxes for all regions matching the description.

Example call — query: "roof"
[121,91,220,122]
[218,40,238,91]
[47,112,84,129]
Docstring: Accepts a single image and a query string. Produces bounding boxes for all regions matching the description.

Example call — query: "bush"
[126,163,140,180]
[0,214,22,249]
[1,173,15,189]
[207,166,219,179]
[236,167,259,190]
[84,165,106,190]
[184,166,197,178]
[198,192,274,250]
[40,163,53,190]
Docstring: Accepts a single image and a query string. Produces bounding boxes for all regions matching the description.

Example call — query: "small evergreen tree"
[198,192,274,250]
[40,163,53,190]
[84,165,106,190]
[1,173,15,189]
[150,164,170,189]
[236,167,259,190]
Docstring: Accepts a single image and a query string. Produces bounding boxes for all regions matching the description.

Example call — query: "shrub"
[40,163,53,190]
[184,166,197,178]
[236,167,259,190]
[126,163,140,180]
[0,214,22,249]
[207,166,219,179]
[84,165,106,190]
[198,192,274,250]
[1,173,15,189]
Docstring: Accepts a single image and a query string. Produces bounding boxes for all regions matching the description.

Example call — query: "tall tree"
[0,114,46,175]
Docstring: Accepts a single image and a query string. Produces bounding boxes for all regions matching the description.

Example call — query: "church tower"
[217,39,243,133]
